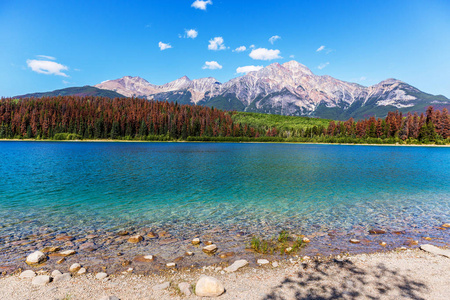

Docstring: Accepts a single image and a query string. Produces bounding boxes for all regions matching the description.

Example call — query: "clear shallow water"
[0,141,449,239]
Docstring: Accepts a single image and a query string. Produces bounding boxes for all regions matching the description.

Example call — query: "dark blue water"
[0,142,449,239]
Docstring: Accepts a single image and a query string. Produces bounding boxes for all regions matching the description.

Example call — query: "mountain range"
[16,61,450,120]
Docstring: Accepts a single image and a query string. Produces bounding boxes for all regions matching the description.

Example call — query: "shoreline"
[1,138,449,147]
[1,248,449,299]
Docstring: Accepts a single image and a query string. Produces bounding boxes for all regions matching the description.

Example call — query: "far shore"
[1,138,450,147]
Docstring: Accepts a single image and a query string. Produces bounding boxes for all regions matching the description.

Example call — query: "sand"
[1,248,449,300]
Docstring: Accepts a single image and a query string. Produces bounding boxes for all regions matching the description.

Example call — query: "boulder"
[32,275,51,286]
[26,251,47,265]
[224,259,248,273]
[19,270,36,279]
[51,270,63,276]
[195,275,225,297]
[77,267,87,275]
[192,238,200,245]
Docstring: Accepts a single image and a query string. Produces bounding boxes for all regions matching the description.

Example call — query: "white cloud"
[249,48,281,60]
[236,65,263,74]
[26,59,69,77]
[317,62,329,70]
[202,61,222,70]
[233,46,246,52]
[191,0,212,10]
[158,41,172,50]
[289,54,295,58]
[316,45,325,52]
[249,44,255,48]
[185,29,198,39]
[359,76,366,81]
[36,55,56,60]
[269,35,281,44]
[62,80,70,85]
[208,37,226,50]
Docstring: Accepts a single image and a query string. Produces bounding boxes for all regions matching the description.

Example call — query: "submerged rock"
[195,275,225,297]
[202,244,218,254]
[59,249,76,256]
[369,229,386,235]
[127,235,143,243]
[26,251,47,265]
[192,238,201,245]
[349,239,360,244]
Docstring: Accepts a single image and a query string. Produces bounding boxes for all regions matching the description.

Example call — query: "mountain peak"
[282,60,313,75]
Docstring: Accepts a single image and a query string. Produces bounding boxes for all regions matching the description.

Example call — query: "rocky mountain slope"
[16,86,125,99]
[82,61,450,120]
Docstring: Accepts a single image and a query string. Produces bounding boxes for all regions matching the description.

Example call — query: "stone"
[69,263,81,272]
[302,237,311,243]
[19,270,36,279]
[195,275,225,297]
[369,229,386,235]
[133,255,154,263]
[379,242,387,247]
[53,273,71,282]
[424,237,432,241]
[219,252,235,259]
[205,241,213,245]
[178,282,192,296]
[147,232,158,239]
[26,251,47,265]
[166,262,176,268]
[86,234,97,239]
[79,242,96,250]
[272,261,279,267]
[117,230,129,236]
[55,235,74,241]
[285,247,293,253]
[51,270,63,276]
[57,258,66,264]
[32,275,51,286]
[420,244,450,258]
[192,238,201,245]
[257,259,270,265]
[202,244,218,254]
[77,267,87,275]
[96,272,108,280]
[224,259,248,273]
[59,249,76,256]
[41,246,60,253]
[349,239,360,244]
[185,251,194,256]
[127,235,143,243]
[442,223,450,228]
[152,281,170,291]
[302,256,311,261]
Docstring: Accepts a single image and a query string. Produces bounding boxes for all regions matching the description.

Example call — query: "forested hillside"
[0,96,449,144]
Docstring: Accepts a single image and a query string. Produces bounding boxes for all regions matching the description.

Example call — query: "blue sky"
[1,0,449,97]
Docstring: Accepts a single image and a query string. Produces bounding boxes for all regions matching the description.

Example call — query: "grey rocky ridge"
[95,61,450,120]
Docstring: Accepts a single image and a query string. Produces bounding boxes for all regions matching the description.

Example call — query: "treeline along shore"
[0,96,449,144]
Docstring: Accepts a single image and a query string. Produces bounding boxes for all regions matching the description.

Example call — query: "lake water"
[1,141,449,242]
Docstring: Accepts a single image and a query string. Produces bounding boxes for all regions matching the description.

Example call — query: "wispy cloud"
[249,48,281,60]
[233,46,246,52]
[208,37,226,50]
[191,0,212,10]
[36,55,56,60]
[158,41,172,50]
[27,59,69,77]
[289,54,295,58]
[269,35,281,44]
[202,61,222,70]
[185,29,198,39]
[236,65,263,74]
[249,44,255,49]
[317,62,329,70]
[316,45,325,52]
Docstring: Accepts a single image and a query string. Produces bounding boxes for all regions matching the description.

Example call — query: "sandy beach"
[1,248,449,300]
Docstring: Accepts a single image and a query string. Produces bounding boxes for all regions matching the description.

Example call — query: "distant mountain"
[16,86,125,99]
[95,61,450,120]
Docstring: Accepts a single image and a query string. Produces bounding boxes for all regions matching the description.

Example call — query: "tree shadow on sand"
[263,259,427,300]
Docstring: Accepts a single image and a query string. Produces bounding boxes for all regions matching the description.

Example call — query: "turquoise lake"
[0,141,449,240]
